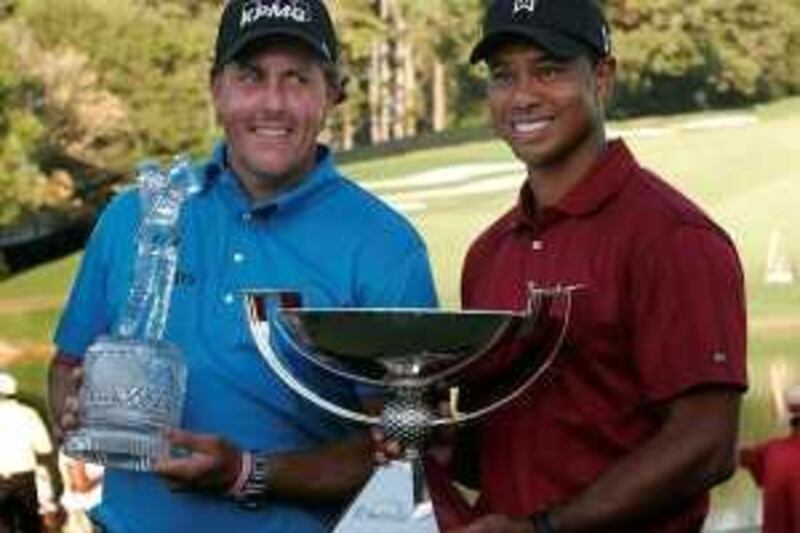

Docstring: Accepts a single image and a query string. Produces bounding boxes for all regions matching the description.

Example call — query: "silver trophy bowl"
[244,285,577,532]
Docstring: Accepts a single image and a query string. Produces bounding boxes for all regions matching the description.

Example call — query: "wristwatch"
[531,509,558,533]
[230,451,271,510]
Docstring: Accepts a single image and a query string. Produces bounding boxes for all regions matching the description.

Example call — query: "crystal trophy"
[63,156,202,471]
[243,284,578,532]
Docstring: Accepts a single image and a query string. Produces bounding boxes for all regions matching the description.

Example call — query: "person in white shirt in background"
[57,453,103,533]
[0,372,55,532]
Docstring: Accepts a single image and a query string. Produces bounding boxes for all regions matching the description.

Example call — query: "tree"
[0,22,80,225]
[18,0,218,168]
[605,0,800,114]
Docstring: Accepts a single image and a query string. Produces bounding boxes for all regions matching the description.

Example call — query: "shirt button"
[233,252,245,264]
[223,293,235,305]
[712,352,728,364]
[531,240,544,251]
[242,212,252,222]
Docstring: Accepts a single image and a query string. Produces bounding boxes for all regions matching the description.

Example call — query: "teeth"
[512,120,549,134]
[254,127,290,137]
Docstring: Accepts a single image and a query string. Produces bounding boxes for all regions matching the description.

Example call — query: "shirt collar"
[202,141,340,215]
[509,139,637,230]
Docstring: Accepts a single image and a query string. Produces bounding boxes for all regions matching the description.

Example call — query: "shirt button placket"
[226,250,246,305]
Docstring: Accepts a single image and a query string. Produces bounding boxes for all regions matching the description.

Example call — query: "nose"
[258,77,288,113]
[510,72,543,110]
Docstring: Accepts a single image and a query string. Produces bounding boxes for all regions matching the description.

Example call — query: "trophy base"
[63,426,168,471]
[334,460,438,533]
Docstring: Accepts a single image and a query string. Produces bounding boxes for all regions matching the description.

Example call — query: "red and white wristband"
[228,451,271,510]
[227,451,253,497]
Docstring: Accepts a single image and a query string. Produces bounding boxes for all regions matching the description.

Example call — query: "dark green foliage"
[0,0,799,226]
[17,0,218,167]
[605,0,800,116]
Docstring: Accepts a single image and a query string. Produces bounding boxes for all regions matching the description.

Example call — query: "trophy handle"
[429,284,579,427]
[244,291,381,426]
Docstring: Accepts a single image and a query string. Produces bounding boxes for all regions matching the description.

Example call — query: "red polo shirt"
[461,140,747,531]
[741,435,800,533]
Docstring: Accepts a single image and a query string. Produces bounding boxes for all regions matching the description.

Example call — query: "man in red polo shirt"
[740,386,800,533]
[451,0,748,531]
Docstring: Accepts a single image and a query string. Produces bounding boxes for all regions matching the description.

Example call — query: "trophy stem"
[411,452,430,509]
[331,387,440,531]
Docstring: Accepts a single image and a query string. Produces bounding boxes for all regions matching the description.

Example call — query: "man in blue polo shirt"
[47,1,437,531]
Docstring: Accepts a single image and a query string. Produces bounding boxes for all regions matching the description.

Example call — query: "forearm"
[550,389,740,532]
[160,428,375,504]
[47,351,83,439]
[260,432,373,503]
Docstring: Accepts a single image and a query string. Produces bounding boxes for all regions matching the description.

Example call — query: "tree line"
[1,0,799,227]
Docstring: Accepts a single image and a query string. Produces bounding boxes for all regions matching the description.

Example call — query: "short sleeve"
[53,192,140,358]
[631,225,747,402]
[354,229,438,309]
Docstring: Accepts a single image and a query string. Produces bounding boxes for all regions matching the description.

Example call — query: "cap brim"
[469,26,591,64]
[217,26,332,70]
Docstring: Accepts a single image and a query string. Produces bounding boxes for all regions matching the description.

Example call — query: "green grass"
[0,309,61,343]
[0,254,80,300]
[754,95,800,120]
[343,139,515,183]
[5,359,52,418]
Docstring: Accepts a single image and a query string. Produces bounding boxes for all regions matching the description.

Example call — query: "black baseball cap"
[470,0,611,64]
[213,0,339,72]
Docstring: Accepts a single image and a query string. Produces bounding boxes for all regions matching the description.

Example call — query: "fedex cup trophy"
[63,157,202,471]
[244,285,578,532]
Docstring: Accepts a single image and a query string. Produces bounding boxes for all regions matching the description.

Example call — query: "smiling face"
[486,41,614,173]
[211,40,337,201]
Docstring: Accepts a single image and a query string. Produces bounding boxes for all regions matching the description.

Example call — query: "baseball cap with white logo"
[470,0,611,64]
[213,0,339,73]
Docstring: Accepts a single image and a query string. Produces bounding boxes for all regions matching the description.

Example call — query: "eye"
[286,70,310,86]
[533,63,567,83]
[488,67,514,89]
[234,64,261,85]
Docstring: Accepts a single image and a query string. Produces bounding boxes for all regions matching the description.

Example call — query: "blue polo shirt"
[54,144,438,532]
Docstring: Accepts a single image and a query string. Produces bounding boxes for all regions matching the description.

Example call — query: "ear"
[210,74,225,122]
[594,56,617,109]
[326,71,347,107]
[325,84,342,108]
[210,72,223,102]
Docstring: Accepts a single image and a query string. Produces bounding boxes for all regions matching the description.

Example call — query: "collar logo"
[241,0,311,28]
[513,0,537,15]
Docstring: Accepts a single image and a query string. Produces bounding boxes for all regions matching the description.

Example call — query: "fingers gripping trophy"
[243,284,579,532]
[63,157,202,471]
